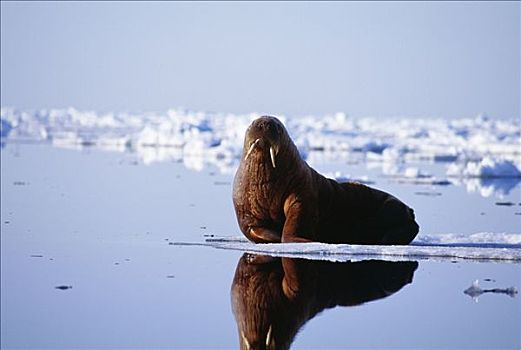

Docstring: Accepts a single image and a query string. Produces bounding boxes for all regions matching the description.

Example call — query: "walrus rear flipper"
[379,221,419,245]
[374,198,419,245]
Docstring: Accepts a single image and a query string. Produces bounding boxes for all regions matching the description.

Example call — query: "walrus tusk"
[241,330,251,349]
[266,324,273,347]
[244,138,261,161]
[269,146,276,168]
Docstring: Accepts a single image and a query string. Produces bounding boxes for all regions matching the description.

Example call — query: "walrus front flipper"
[248,227,282,243]
[282,194,316,243]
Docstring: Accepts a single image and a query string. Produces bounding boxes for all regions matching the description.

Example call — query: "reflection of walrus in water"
[231,253,418,350]
[233,116,419,244]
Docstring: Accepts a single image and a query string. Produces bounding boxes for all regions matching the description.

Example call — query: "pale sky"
[1,1,519,118]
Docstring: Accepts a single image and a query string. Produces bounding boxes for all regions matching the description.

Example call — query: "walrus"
[233,116,419,244]
[231,253,418,349]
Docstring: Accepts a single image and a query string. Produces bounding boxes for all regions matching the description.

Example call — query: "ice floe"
[413,232,521,246]
[463,280,518,300]
[447,157,521,178]
[177,240,521,263]
[175,232,521,263]
[453,177,521,198]
[1,107,520,192]
[446,158,521,196]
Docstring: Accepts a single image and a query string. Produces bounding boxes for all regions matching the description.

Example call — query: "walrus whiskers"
[244,138,277,169]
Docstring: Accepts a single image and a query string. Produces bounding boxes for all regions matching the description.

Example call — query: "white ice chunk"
[448,157,521,178]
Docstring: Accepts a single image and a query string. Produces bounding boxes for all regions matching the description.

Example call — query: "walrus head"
[243,116,289,169]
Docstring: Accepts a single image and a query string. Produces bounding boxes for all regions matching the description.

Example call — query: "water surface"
[1,143,520,349]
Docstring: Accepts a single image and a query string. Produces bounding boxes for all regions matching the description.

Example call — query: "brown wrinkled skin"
[233,116,419,244]
[231,253,418,350]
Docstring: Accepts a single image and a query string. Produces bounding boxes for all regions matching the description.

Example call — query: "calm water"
[1,143,520,349]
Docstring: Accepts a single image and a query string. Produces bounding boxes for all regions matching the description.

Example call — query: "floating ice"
[447,157,521,179]
[446,157,521,195]
[177,240,521,263]
[449,177,521,197]
[176,232,521,263]
[206,232,521,247]
[413,232,521,246]
[322,171,374,185]
[1,107,519,181]
[403,167,432,178]
[464,280,518,300]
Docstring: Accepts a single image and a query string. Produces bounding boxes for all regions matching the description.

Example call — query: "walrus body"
[233,116,419,245]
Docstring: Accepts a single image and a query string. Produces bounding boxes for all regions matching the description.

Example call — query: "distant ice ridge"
[445,158,521,196]
[1,108,520,177]
[447,157,521,178]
